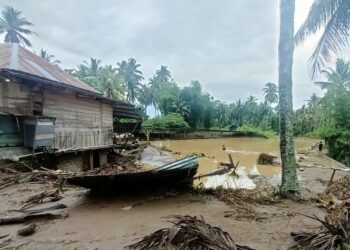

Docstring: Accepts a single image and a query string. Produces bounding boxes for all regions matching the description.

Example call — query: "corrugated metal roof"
[113,100,142,120]
[0,43,100,94]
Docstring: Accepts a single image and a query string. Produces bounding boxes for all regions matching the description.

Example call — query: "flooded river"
[152,138,317,188]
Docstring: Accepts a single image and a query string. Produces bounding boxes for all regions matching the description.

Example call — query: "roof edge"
[0,68,115,103]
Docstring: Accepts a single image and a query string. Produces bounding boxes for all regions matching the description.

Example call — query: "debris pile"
[84,144,147,175]
[126,215,254,250]
[200,187,280,212]
[86,155,144,175]
[290,198,350,249]
[0,167,66,190]
[257,153,278,165]
[318,175,350,204]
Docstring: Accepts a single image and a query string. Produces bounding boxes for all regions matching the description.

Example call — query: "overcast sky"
[1,0,343,108]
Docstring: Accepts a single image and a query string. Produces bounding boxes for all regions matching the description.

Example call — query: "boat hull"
[67,155,198,192]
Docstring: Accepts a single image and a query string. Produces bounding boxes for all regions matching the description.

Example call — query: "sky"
[0,0,339,108]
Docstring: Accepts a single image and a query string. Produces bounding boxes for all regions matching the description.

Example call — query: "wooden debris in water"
[126,215,254,250]
[257,153,277,165]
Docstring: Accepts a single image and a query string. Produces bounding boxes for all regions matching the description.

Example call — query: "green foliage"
[142,113,190,131]
[237,125,277,139]
[295,58,350,165]
[117,58,144,103]
[325,130,350,166]
[342,243,350,250]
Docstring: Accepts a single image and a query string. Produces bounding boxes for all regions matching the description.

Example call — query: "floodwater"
[152,137,317,189]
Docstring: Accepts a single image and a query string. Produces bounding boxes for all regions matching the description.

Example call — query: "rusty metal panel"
[0,43,100,94]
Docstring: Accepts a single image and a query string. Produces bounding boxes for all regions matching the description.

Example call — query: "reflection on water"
[152,137,316,189]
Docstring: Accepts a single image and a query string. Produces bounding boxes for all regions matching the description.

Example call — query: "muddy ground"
[0,165,348,250]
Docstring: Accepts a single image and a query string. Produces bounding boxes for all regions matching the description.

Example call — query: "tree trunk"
[278,0,299,195]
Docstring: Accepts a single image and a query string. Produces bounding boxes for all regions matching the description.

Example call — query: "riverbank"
[0,157,348,249]
[0,141,348,249]
[141,129,273,141]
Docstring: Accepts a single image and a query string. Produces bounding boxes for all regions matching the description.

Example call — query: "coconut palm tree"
[39,49,61,64]
[0,6,35,47]
[138,85,152,112]
[263,82,278,105]
[98,66,124,100]
[316,58,350,92]
[216,103,228,127]
[117,58,144,103]
[295,0,350,79]
[83,58,101,77]
[155,66,171,86]
[171,99,191,118]
[279,0,299,196]
[307,93,321,112]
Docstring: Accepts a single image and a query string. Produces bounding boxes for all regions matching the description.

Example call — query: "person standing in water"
[222,145,226,151]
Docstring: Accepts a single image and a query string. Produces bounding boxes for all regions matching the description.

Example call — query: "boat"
[67,155,199,192]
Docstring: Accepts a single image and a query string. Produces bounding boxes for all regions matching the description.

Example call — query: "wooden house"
[0,43,138,171]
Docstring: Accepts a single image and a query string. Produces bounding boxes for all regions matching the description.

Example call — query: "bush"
[236,125,277,139]
[142,113,190,130]
[325,130,350,166]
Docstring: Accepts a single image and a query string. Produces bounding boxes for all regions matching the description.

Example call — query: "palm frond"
[295,0,340,45]
[126,215,254,250]
[295,0,350,79]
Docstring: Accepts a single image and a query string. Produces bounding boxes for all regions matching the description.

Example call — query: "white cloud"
[0,0,345,108]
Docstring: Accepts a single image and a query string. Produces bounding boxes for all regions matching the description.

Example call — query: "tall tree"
[155,66,171,86]
[295,0,350,78]
[216,103,228,127]
[138,84,152,112]
[263,82,278,105]
[0,6,35,47]
[98,66,124,100]
[279,0,299,195]
[117,58,144,103]
[171,99,191,119]
[316,58,350,92]
[39,49,61,64]
[83,58,101,77]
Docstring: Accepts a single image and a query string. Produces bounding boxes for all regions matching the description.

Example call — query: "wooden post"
[89,152,94,170]
[329,169,337,185]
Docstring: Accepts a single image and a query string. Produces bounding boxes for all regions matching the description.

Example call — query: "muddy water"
[152,138,317,188]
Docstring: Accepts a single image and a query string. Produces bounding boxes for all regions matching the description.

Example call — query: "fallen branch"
[0,211,68,225]
[12,203,67,215]
[20,190,61,209]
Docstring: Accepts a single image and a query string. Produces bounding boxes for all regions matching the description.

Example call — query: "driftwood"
[20,190,61,209]
[12,203,67,215]
[0,211,68,225]
[257,153,277,165]
[17,224,36,236]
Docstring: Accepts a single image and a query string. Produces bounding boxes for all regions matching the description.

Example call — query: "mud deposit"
[0,166,348,250]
